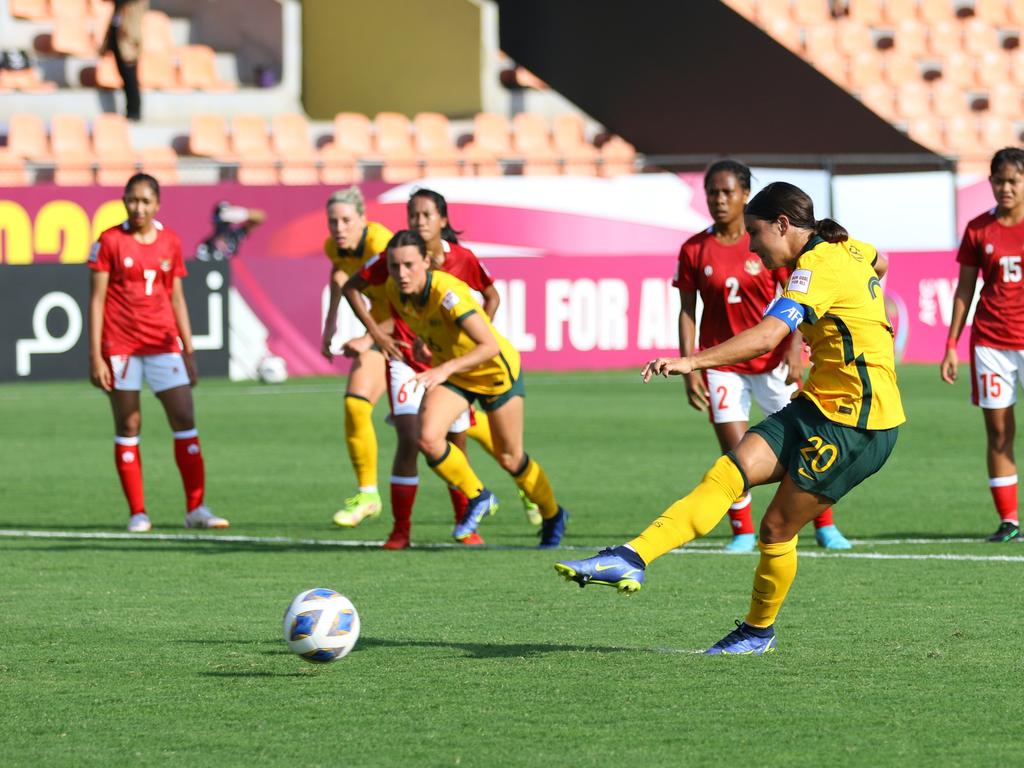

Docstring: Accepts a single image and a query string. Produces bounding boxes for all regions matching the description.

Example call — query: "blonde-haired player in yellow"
[383,229,568,547]
[556,181,904,653]
[319,186,393,528]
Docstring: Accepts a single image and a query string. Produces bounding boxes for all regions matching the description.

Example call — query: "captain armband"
[763,297,806,332]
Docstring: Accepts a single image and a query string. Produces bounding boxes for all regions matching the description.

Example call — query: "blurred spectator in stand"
[102,0,148,121]
[194,202,266,261]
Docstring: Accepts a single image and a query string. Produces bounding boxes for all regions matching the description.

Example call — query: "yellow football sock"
[512,456,557,518]
[428,442,485,498]
[628,455,745,564]
[344,395,377,490]
[745,536,799,628]
[466,413,496,457]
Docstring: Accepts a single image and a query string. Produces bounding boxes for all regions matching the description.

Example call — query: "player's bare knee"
[498,452,522,474]
[418,434,446,458]
[758,511,795,543]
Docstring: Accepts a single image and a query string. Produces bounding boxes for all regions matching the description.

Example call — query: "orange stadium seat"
[847,0,885,25]
[52,12,98,56]
[835,18,875,56]
[883,0,918,23]
[179,45,235,91]
[326,112,373,157]
[141,10,176,56]
[927,21,962,57]
[95,51,123,88]
[414,113,463,176]
[858,81,895,115]
[973,0,1009,22]
[1010,49,1024,85]
[890,18,928,58]
[792,0,830,25]
[51,114,95,185]
[753,0,790,25]
[810,49,848,85]
[762,15,802,52]
[551,112,601,174]
[231,115,278,186]
[7,113,51,161]
[1010,0,1024,24]
[963,18,999,56]
[374,112,413,155]
[51,0,86,16]
[236,159,278,186]
[0,151,30,186]
[189,113,232,159]
[896,80,931,118]
[138,50,178,90]
[10,0,50,20]
[938,51,975,88]
[92,113,139,187]
[906,116,945,149]
[979,114,1019,147]
[271,113,318,185]
[318,150,362,185]
[987,82,1024,116]
[882,52,920,87]
[463,112,511,175]
[847,50,885,89]
[803,25,838,59]
[0,67,57,92]
[918,0,957,23]
[944,114,982,155]
[513,112,559,175]
[975,49,1011,89]
[931,81,968,117]
[598,135,636,177]
[138,145,179,185]
[381,154,423,183]
[720,0,755,16]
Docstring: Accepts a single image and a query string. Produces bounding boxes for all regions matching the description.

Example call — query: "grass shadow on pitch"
[357,635,647,659]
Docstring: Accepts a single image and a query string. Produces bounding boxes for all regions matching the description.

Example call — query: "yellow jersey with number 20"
[386,270,521,396]
[781,235,905,430]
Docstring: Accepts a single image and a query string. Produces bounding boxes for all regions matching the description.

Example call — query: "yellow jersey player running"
[555,181,904,653]
[384,229,568,547]
[319,187,393,528]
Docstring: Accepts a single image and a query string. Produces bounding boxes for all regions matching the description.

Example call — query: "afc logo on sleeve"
[787,269,812,294]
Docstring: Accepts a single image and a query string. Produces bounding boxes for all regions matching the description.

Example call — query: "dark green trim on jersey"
[344,393,372,403]
[799,234,825,256]
[400,270,433,307]
[829,314,873,429]
[801,304,820,325]
[454,309,477,326]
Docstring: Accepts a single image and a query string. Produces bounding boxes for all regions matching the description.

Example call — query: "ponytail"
[813,218,848,243]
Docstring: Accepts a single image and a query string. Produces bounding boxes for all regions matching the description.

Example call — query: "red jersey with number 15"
[88,221,187,356]
[360,239,494,372]
[674,228,790,374]
[957,210,1024,350]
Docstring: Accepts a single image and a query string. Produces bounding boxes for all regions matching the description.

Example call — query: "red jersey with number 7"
[88,221,187,356]
[674,228,790,374]
[359,239,494,372]
[957,210,1024,350]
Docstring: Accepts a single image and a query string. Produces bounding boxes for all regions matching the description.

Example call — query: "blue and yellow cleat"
[705,621,777,655]
[537,506,568,548]
[815,524,852,550]
[554,547,644,593]
[453,489,498,541]
[724,533,757,552]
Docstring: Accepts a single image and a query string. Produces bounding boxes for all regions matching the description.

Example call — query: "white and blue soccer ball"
[257,355,289,384]
[282,588,360,663]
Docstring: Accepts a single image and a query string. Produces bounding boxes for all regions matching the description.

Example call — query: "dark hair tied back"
[813,218,849,244]
[746,181,848,243]
[386,229,428,257]
[124,172,160,200]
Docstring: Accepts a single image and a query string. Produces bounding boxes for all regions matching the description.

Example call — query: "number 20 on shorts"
[798,435,838,479]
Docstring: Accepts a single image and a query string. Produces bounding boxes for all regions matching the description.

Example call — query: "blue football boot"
[453,489,498,541]
[554,547,644,593]
[538,506,568,548]
[705,621,777,655]
[724,533,757,552]
[815,524,852,550]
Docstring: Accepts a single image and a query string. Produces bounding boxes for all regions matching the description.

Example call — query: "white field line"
[1,529,1023,563]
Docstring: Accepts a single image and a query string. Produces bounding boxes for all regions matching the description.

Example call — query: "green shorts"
[746,395,898,502]
[442,374,524,412]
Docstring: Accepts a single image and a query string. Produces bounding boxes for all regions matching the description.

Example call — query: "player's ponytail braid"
[747,181,848,243]
[813,218,849,243]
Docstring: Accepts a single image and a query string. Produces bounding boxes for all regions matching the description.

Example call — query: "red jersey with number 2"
[673,228,790,374]
[359,239,494,372]
[88,221,187,356]
[957,210,1024,350]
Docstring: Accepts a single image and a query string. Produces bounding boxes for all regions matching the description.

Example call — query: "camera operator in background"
[195,202,266,261]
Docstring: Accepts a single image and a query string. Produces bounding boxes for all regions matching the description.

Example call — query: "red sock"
[990,475,1019,524]
[390,476,418,534]
[173,429,205,512]
[448,485,469,523]
[813,507,835,529]
[114,437,145,515]
[728,494,754,535]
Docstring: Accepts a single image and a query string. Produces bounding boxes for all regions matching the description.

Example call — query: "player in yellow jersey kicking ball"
[383,229,568,547]
[556,181,904,653]
[319,187,393,528]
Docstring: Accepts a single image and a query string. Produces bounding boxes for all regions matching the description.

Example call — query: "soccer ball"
[282,588,360,663]
[257,355,288,384]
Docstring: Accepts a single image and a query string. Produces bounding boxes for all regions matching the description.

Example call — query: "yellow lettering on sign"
[92,200,128,242]
[0,201,32,264]
[35,201,92,264]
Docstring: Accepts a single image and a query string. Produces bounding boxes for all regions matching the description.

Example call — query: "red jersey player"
[343,189,539,548]
[675,160,851,551]
[941,147,1024,542]
[88,173,227,532]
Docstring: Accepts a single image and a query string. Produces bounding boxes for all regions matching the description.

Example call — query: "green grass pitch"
[2,365,1021,766]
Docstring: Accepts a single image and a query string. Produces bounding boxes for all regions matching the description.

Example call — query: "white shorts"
[705,364,796,424]
[109,353,190,393]
[387,358,471,433]
[973,346,1024,409]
